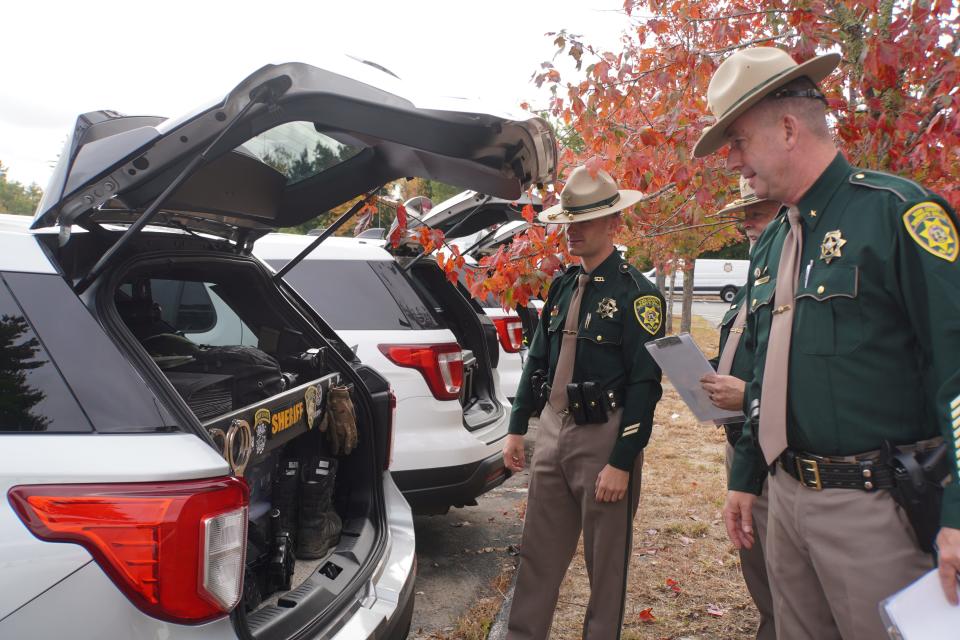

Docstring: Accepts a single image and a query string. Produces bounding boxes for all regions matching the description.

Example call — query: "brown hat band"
[548,192,621,220]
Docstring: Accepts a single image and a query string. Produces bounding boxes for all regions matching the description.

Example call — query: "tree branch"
[695,33,796,56]
[642,219,738,238]
[684,8,806,23]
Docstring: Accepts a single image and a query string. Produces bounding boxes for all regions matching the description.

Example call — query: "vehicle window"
[151,279,218,333]
[0,276,91,432]
[124,279,258,348]
[238,121,363,185]
[274,259,441,331]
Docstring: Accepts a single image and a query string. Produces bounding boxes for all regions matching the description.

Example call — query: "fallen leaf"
[679,535,694,546]
[666,578,682,594]
[707,603,727,617]
[637,607,656,623]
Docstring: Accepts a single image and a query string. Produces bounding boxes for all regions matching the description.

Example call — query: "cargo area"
[105,248,384,638]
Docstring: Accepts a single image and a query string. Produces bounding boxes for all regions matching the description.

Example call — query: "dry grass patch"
[550,316,759,640]
[427,564,516,640]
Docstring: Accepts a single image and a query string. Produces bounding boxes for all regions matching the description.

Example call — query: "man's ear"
[782,113,801,150]
[609,214,624,234]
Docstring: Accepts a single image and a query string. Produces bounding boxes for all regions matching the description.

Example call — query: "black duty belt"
[779,448,896,492]
[559,387,624,414]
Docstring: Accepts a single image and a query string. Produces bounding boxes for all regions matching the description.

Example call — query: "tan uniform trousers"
[506,403,643,640]
[725,444,775,640]
[766,467,934,640]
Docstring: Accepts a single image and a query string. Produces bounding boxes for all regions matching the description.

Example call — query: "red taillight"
[378,343,464,401]
[492,317,524,353]
[8,477,248,625]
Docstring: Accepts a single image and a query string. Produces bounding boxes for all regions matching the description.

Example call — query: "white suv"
[255,234,512,514]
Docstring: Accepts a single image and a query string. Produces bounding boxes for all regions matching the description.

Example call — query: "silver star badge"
[819,230,848,264]
[597,297,618,319]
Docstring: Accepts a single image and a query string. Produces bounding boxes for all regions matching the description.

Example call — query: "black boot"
[296,457,342,560]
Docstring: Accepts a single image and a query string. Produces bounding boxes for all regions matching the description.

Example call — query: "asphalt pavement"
[672,300,729,326]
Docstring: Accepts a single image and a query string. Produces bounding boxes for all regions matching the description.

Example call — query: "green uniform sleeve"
[508,313,549,436]
[508,276,563,436]
[608,290,664,470]
[894,199,960,528]
[728,268,768,495]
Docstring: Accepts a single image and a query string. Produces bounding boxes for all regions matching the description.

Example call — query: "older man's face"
[723,107,787,201]
[740,200,781,246]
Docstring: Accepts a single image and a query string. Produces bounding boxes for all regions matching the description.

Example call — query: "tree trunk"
[655,264,666,295]
[665,265,676,335]
[681,260,695,334]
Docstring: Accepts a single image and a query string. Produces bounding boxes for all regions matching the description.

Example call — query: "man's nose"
[725,147,741,172]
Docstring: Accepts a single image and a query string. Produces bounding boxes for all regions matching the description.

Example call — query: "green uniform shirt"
[730,153,960,528]
[714,286,752,447]
[509,249,665,470]
[729,211,787,492]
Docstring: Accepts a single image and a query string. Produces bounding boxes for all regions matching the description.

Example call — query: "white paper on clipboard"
[879,569,960,639]
[644,333,745,424]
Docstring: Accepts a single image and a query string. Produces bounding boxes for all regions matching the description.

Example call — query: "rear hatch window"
[273,259,441,331]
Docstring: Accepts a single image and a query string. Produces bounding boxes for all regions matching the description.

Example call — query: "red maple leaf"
[389,202,408,248]
[637,607,655,623]
[521,203,535,224]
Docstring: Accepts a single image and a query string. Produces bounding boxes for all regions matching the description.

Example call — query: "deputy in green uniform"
[694,47,960,639]
[502,165,665,639]
[701,177,780,640]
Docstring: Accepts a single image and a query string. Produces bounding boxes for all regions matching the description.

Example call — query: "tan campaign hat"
[539,165,643,224]
[693,47,841,158]
[712,176,772,218]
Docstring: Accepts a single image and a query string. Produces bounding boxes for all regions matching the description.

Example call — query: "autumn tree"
[461,0,959,331]
[0,162,43,216]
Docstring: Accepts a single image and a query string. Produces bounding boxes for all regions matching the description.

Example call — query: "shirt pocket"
[546,304,567,333]
[793,264,862,355]
[577,318,623,346]
[747,278,776,316]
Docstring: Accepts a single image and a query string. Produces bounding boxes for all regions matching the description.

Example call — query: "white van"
[644,258,749,303]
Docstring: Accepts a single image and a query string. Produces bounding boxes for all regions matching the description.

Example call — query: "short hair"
[756,77,831,139]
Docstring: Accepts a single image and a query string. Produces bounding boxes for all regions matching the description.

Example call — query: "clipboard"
[880,569,960,639]
[644,333,745,424]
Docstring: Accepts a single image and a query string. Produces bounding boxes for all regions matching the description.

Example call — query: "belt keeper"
[860,460,876,491]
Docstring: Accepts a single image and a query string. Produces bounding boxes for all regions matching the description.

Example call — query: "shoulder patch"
[633,295,663,335]
[902,202,958,262]
[850,169,927,202]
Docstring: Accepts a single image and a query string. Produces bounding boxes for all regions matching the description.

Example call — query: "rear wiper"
[399,194,492,274]
[273,189,380,280]
[74,76,292,294]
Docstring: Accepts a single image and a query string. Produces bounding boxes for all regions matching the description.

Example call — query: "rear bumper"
[328,473,416,639]
[392,449,510,513]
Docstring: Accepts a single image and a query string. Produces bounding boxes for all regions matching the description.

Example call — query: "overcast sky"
[1,1,631,188]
